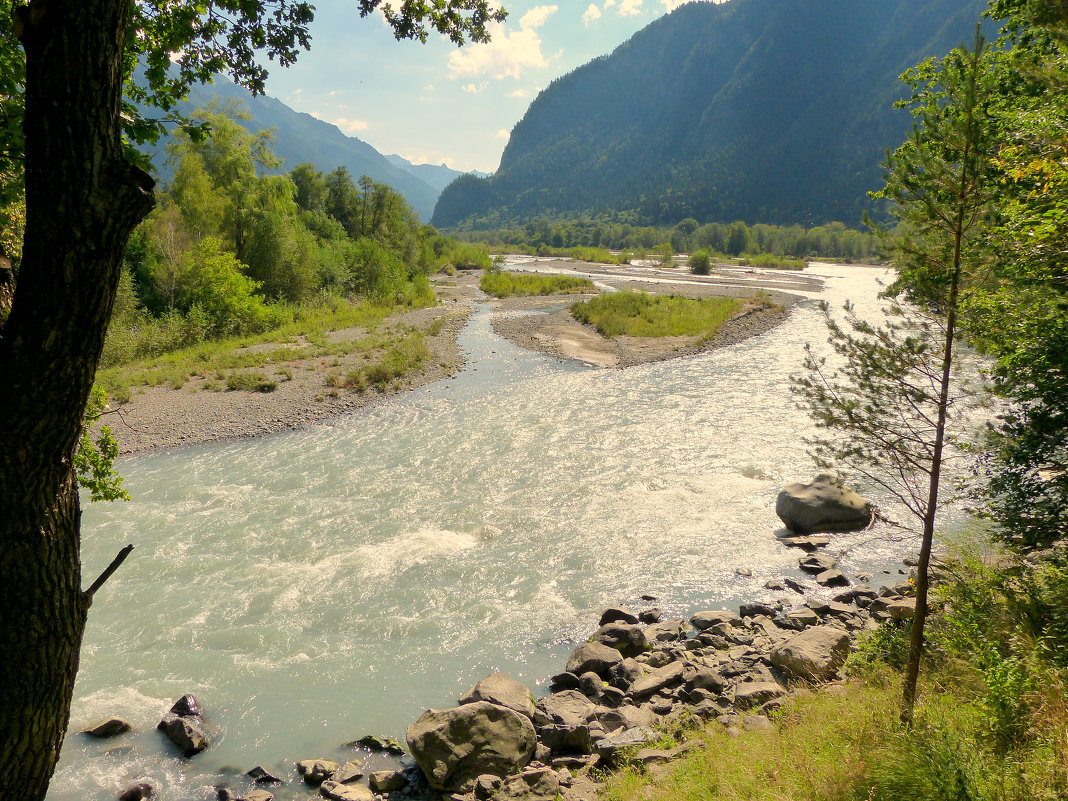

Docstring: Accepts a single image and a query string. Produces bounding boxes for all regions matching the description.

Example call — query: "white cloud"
[619,0,642,15]
[497,129,510,139]
[508,88,530,98]
[333,117,369,134]
[520,4,559,29]
[604,0,616,8]
[583,3,602,25]
[447,5,558,80]
[462,82,489,94]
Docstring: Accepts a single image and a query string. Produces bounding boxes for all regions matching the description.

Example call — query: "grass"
[225,372,277,393]
[327,331,430,392]
[570,291,751,339]
[480,270,596,298]
[97,299,423,400]
[740,253,807,270]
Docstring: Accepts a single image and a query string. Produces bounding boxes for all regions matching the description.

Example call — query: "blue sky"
[259,1,721,173]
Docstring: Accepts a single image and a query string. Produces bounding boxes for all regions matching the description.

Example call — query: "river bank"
[105,264,802,454]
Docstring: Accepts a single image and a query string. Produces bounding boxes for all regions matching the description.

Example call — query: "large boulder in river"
[590,622,648,657]
[776,473,872,534]
[406,701,536,792]
[566,641,623,677]
[770,625,852,681]
[459,673,536,720]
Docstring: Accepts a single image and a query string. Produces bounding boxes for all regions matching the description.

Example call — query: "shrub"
[480,271,595,298]
[689,249,712,275]
[225,371,277,392]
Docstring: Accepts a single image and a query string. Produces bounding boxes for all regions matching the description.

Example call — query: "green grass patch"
[741,252,807,270]
[225,371,277,393]
[330,332,429,392]
[570,291,746,339]
[480,270,596,298]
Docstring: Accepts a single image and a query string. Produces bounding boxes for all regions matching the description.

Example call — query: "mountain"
[141,77,452,221]
[432,0,989,229]
[384,154,473,195]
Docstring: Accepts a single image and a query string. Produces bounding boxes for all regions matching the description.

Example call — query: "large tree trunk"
[0,2,153,799]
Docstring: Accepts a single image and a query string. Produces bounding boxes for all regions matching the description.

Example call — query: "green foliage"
[446,241,492,270]
[480,271,595,298]
[688,249,711,275]
[741,252,805,270]
[225,371,277,393]
[75,386,129,503]
[571,291,745,339]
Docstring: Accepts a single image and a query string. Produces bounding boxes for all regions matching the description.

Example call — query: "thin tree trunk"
[0,2,154,798]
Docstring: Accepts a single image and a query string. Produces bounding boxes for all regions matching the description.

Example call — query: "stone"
[638,608,661,624]
[118,783,153,801]
[885,597,917,619]
[682,664,726,694]
[242,793,274,801]
[247,766,284,784]
[597,704,655,733]
[296,759,339,785]
[566,642,623,677]
[474,774,503,799]
[349,734,406,754]
[626,662,685,700]
[735,567,753,577]
[81,718,131,738]
[816,569,850,588]
[742,715,774,731]
[776,474,873,534]
[764,579,786,591]
[740,601,778,618]
[549,671,580,691]
[318,781,373,801]
[595,727,658,760]
[645,619,688,642]
[733,681,787,709]
[599,607,639,626]
[777,535,831,551]
[216,789,238,801]
[771,625,852,681]
[494,767,561,800]
[159,715,209,757]
[690,610,741,630]
[459,673,536,719]
[578,671,604,697]
[167,694,202,718]
[783,576,807,593]
[590,622,649,658]
[369,770,407,792]
[406,701,536,792]
[781,608,819,629]
[799,553,837,573]
[608,657,650,690]
[333,762,363,784]
[533,691,601,754]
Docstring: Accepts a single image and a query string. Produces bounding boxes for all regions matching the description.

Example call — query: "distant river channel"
[51,262,975,801]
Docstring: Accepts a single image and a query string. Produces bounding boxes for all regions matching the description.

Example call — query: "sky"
[258,0,724,173]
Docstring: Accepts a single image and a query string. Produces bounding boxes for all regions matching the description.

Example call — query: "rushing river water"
[51,263,974,801]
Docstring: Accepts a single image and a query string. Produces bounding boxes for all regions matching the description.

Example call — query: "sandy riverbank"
[106,266,802,455]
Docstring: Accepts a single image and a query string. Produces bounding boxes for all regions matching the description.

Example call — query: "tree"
[795,26,995,723]
[0,2,505,799]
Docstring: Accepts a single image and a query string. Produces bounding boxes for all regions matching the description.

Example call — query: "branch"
[84,544,134,601]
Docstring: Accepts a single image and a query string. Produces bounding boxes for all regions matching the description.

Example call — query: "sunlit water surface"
[51,264,975,800]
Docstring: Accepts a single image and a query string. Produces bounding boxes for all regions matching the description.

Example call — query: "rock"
[645,619,688,642]
[740,601,778,618]
[474,774,503,800]
[216,789,238,801]
[241,792,274,801]
[247,766,284,784]
[368,770,407,792]
[783,576,807,593]
[770,625,852,681]
[590,622,649,658]
[776,474,872,534]
[406,701,536,791]
[690,610,741,630]
[764,579,786,591]
[626,662,685,700]
[599,607,639,626]
[683,664,726,694]
[608,657,650,690]
[81,718,131,738]
[733,681,787,709]
[319,781,373,801]
[638,608,661,624]
[495,767,561,800]
[158,715,209,757]
[816,569,850,588]
[597,704,655,733]
[886,597,917,619]
[777,535,831,551]
[333,762,363,784]
[459,673,536,719]
[349,734,406,754]
[781,608,819,629]
[167,694,202,718]
[549,671,580,691]
[735,567,753,577]
[533,691,601,754]
[296,759,339,785]
[595,727,658,760]
[742,715,774,731]
[566,642,623,677]
[799,553,837,573]
[578,671,604,697]
[118,783,153,801]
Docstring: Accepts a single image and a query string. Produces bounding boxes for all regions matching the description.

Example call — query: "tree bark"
[0,2,154,798]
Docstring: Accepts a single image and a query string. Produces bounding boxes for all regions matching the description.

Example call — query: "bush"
[689,249,712,275]
[225,371,277,392]
[480,271,595,298]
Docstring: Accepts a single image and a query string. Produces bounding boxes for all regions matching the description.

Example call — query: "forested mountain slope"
[432,0,988,229]
[140,77,465,221]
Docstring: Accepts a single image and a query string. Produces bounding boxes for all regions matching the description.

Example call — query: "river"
[49,262,972,800]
